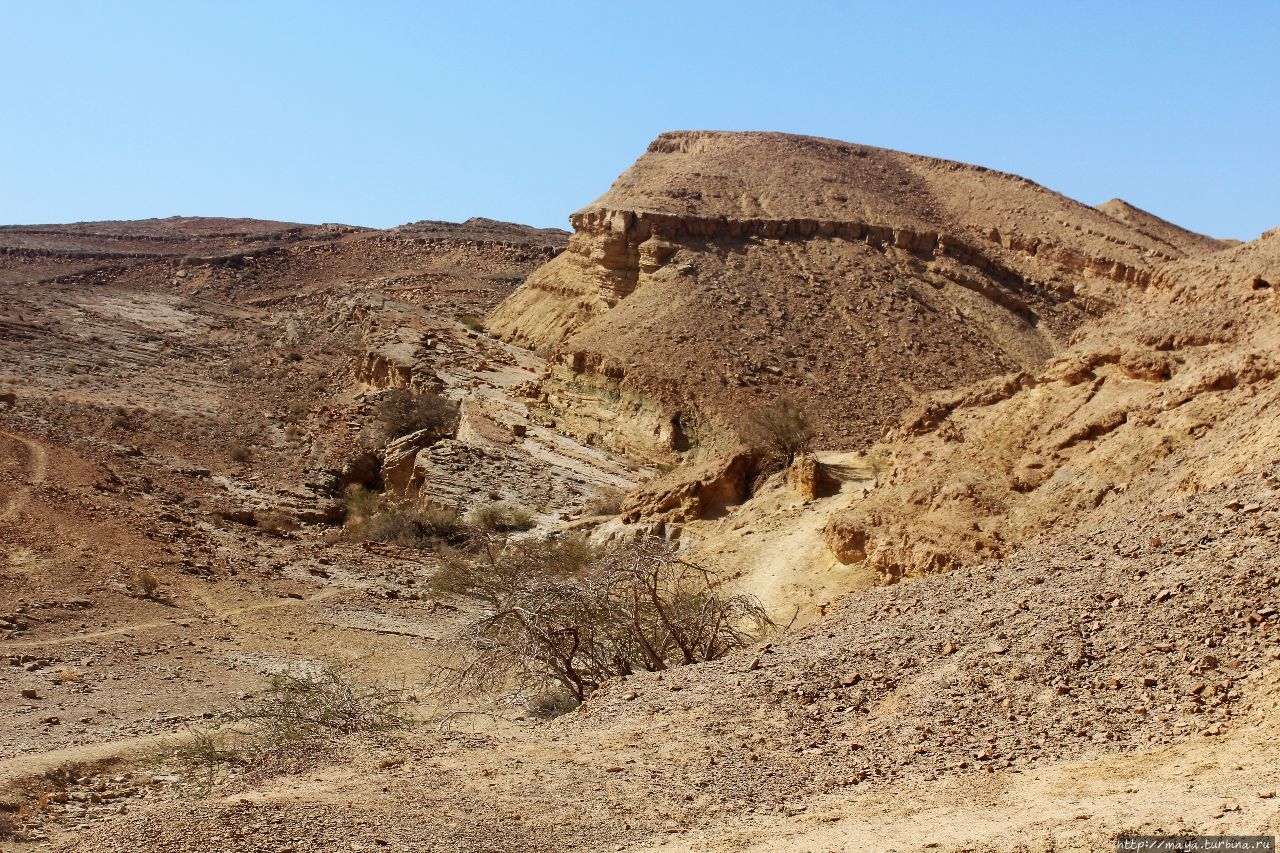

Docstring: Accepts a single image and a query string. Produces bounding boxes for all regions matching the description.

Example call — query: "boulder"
[620,451,759,523]
[381,428,436,494]
[788,453,838,500]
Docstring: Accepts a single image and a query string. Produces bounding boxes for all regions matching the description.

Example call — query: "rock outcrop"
[824,227,1280,584]
[787,452,839,501]
[489,131,1226,462]
[619,451,759,523]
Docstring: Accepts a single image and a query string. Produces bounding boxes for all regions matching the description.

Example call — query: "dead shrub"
[466,501,535,532]
[257,509,298,537]
[372,389,459,442]
[228,443,252,463]
[741,395,815,469]
[109,405,132,430]
[133,569,160,599]
[54,666,82,683]
[431,536,773,707]
[581,486,625,517]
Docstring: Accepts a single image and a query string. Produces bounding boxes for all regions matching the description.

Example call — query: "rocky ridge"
[488,131,1228,462]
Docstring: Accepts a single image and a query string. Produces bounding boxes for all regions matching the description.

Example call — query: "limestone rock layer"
[488,131,1228,460]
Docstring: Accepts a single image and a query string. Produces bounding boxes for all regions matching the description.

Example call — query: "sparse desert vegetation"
[2,125,1277,853]
[371,388,460,441]
[430,535,773,705]
[741,395,815,469]
[164,664,410,779]
[465,500,535,532]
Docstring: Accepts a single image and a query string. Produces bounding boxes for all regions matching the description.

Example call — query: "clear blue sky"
[2,1,1276,239]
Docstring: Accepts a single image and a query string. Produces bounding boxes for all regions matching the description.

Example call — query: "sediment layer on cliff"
[488,131,1227,460]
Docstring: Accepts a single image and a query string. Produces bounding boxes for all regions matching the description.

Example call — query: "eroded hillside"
[488,131,1228,460]
[0,215,643,845]
[2,135,1278,853]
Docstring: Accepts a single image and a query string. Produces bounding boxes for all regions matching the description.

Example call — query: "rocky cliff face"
[489,132,1223,463]
[823,228,1280,583]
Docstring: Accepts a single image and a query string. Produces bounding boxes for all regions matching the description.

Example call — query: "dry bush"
[257,509,298,537]
[166,726,239,788]
[466,501,535,532]
[133,569,160,598]
[373,389,459,441]
[581,486,626,517]
[459,314,484,332]
[232,663,410,748]
[228,443,252,463]
[163,664,409,778]
[431,536,773,707]
[741,395,815,468]
[422,504,463,538]
[54,666,82,683]
[345,488,463,549]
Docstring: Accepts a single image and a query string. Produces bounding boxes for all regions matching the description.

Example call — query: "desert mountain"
[488,131,1227,460]
[1,135,1277,853]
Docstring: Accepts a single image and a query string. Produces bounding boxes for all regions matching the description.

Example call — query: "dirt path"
[0,732,175,788]
[0,429,48,520]
[190,585,342,621]
[5,587,342,650]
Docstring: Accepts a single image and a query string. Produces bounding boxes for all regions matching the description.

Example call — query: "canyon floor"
[2,133,1279,852]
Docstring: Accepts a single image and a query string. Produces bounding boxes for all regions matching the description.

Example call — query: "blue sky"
[2,2,1276,239]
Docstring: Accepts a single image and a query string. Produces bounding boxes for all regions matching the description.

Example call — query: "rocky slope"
[1096,198,1236,256]
[822,227,1279,582]
[0,214,638,846]
[2,138,1277,853]
[38,223,1279,853]
[488,131,1227,461]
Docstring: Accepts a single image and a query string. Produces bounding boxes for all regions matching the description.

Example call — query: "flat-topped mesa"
[488,131,1223,462]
